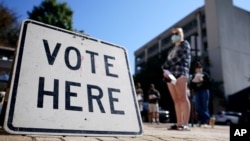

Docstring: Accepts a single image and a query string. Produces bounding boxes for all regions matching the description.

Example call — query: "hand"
[192,73,204,83]
[198,75,204,82]
[163,72,169,79]
[149,95,157,100]
[163,72,171,82]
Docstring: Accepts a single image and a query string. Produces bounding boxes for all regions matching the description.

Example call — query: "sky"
[2,0,250,75]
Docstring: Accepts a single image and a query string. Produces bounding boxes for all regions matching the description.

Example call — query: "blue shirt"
[162,40,191,79]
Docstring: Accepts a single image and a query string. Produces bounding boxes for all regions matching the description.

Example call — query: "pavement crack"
[59,137,66,141]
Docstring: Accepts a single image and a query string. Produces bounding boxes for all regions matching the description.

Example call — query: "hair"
[195,61,202,68]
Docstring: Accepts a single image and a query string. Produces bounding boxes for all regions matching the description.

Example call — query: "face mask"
[171,35,180,43]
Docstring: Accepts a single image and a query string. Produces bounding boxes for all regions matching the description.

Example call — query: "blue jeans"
[193,89,210,124]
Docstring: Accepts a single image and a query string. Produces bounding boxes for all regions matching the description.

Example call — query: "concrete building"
[0,46,15,90]
[134,0,250,99]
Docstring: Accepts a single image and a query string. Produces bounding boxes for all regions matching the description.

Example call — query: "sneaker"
[168,124,178,130]
[200,124,209,128]
[178,125,190,131]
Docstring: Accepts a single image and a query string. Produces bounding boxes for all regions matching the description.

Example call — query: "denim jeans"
[193,89,210,124]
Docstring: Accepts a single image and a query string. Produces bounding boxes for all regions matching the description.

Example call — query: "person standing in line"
[162,27,191,130]
[135,83,144,115]
[0,88,8,127]
[148,83,161,124]
[190,61,211,127]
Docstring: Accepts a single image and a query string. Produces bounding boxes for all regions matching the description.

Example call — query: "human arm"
[156,90,161,100]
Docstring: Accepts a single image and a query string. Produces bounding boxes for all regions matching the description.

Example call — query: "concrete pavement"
[0,123,229,141]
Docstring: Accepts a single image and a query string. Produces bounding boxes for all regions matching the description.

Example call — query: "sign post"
[4,20,143,136]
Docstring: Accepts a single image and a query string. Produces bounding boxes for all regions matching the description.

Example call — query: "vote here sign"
[4,20,143,136]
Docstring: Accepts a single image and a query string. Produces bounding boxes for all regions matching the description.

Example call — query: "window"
[161,36,171,47]
[183,20,197,33]
[148,43,158,53]
[201,15,206,23]
[136,53,145,62]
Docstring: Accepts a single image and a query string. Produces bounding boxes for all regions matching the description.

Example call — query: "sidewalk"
[0,123,229,141]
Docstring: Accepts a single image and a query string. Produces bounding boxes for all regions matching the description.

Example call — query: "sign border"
[4,20,143,136]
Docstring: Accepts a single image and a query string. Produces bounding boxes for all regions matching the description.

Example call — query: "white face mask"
[171,35,180,43]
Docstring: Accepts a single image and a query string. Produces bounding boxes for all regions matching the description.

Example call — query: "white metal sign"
[4,20,143,136]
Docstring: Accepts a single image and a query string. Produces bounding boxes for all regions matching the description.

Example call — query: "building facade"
[0,46,15,91]
[134,0,250,99]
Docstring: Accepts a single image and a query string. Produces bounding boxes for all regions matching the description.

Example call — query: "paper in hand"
[163,69,177,85]
[192,73,204,83]
[149,95,157,100]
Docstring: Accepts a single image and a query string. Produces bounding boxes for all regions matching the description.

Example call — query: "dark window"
[161,36,171,47]
[148,43,158,53]
[136,53,145,62]
[183,20,197,33]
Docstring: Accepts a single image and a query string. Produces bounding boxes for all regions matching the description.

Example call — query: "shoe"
[168,124,179,130]
[178,125,190,131]
[200,124,209,128]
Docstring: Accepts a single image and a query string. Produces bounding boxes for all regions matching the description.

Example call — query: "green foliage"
[0,2,19,47]
[28,0,73,30]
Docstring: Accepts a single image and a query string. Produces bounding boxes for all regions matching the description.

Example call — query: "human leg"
[194,91,202,124]
[155,103,159,123]
[152,112,157,124]
[167,83,182,126]
[151,103,160,124]
[152,104,156,123]
[200,89,210,124]
[175,76,191,126]
[148,104,156,123]
[138,101,143,118]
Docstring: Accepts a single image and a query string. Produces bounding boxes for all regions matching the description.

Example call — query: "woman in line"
[190,61,211,127]
[162,27,191,130]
